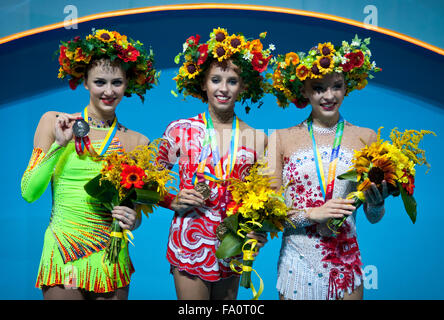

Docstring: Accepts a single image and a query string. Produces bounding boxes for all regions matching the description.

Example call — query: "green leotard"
[21,135,133,293]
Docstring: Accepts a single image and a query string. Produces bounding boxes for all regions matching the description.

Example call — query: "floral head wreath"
[172,27,274,113]
[57,29,160,102]
[269,35,381,109]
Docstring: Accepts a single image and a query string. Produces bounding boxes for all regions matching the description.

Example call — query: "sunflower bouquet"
[327,127,435,234]
[215,162,291,299]
[84,140,176,265]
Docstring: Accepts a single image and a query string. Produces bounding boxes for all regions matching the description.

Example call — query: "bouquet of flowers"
[84,140,176,265]
[327,127,435,233]
[215,162,291,299]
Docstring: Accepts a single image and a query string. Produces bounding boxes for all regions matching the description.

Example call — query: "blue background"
[1,3,443,300]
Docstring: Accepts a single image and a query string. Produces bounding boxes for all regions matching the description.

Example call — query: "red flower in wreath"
[118,45,140,62]
[120,164,146,189]
[197,44,209,65]
[292,96,309,109]
[349,50,365,68]
[69,78,80,90]
[341,51,365,72]
[186,34,200,47]
[251,52,271,73]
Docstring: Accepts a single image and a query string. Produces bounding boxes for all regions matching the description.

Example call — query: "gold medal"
[194,182,210,200]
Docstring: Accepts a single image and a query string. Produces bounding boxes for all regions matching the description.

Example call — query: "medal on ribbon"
[192,111,239,203]
[74,106,118,157]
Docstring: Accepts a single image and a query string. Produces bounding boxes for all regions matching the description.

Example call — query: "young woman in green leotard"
[21,29,158,300]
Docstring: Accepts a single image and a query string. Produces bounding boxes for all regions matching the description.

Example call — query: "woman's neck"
[86,104,116,124]
[311,112,340,128]
[207,104,235,125]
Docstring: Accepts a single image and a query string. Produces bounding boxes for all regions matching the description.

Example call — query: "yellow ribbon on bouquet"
[102,229,135,280]
[111,229,135,247]
[346,191,366,202]
[229,239,264,300]
[236,219,263,238]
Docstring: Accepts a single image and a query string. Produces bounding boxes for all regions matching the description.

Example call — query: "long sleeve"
[21,142,65,203]
[156,121,181,210]
[363,202,385,224]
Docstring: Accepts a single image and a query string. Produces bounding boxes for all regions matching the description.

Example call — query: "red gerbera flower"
[197,44,209,65]
[118,45,140,62]
[120,164,146,189]
[251,52,271,73]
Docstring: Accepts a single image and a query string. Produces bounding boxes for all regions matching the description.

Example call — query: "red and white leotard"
[157,114,257,281]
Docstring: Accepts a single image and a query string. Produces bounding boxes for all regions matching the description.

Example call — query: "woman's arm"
[156,121,182,210]
[21,112,77,203]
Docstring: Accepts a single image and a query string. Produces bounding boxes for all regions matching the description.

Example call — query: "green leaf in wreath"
[399,184,417,224]
[337,169,359,182]
[215,232,243,259]
[174,53,182,64]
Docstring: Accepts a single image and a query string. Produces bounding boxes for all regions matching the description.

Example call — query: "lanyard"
[307,114,344,201]
[192,111,239,185]
[82,106,118,156]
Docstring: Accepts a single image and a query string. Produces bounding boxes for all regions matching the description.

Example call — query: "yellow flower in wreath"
[226,34,245,53]
[95,29,115,43]
[212,42,231,62]
[316,55,334,74]
[285,52,299,66]
[296,64,310,81]
[212,27,229,42]
[183,61,200,79]
[318,42,335,56]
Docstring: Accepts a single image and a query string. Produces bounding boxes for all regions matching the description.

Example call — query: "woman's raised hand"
[54,113,78,147]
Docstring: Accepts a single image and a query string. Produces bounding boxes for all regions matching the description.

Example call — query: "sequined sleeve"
[285,208,314,228]
[21,142,65,203]
[364,202,385,224]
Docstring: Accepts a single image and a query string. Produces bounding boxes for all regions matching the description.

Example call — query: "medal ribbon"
[192,111,239,185]
[76,107,118,157]
[307,114,344,201]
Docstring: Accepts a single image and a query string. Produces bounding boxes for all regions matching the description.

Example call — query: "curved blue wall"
[1,6,443,300]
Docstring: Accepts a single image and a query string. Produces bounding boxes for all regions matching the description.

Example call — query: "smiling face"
[202,60,243,114]
[84,59,127,116]
[301,72,346,123]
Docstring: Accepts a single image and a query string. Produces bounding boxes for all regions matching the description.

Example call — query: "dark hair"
[84,57,128,81]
